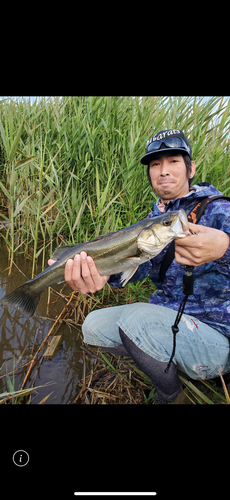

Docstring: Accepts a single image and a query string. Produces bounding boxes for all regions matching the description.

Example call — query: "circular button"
[12,450,30,467]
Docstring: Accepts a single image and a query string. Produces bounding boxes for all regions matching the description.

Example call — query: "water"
[0,237,85,404]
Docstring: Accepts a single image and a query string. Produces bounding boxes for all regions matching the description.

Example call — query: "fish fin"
[120,266,139,286]
[1,282,41,317]
[51,244,77,260]
[124,256,143,264]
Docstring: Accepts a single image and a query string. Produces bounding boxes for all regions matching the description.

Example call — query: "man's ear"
[190,161,196,178]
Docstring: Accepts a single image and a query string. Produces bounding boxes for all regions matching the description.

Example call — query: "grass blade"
[0,117,9,155]
[218,368,230,404]
[179,374,214,404]
[9,120,24,162]
[98,350,134,387]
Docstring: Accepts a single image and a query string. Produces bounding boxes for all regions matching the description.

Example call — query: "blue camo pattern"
[108,183,230,338]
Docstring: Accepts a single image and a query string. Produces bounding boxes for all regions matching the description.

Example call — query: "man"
[49,129,230,403]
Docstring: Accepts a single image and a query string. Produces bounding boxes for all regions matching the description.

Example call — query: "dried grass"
[74,346,154,405]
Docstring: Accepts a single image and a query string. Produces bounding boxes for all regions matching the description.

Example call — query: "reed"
[0,96,229,273]
[1,96,230,404]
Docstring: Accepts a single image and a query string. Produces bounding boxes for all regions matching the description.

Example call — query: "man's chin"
[156,188,176,200]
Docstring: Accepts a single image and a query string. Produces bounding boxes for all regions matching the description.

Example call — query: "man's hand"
[48,251,110,294]
[175,222,230,267]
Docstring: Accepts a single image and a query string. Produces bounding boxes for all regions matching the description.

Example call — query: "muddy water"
[0,237,86,404]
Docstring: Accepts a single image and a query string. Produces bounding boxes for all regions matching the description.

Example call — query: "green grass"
[1,95,230,403]
[0,96,230,271]
[0,358,54,404]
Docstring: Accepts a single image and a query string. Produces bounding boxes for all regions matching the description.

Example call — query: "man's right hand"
[48,251,110,295]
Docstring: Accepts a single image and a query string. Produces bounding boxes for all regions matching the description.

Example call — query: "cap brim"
[140,148,190,165]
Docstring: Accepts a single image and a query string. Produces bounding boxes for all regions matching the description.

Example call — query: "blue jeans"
[82,302,230,380]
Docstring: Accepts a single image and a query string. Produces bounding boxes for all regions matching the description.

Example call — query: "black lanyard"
[165,266,194,373]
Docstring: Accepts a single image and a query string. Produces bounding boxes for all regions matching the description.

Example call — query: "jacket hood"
[187,182,223,198]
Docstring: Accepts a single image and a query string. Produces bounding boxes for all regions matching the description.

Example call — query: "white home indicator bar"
[74,493,157,496]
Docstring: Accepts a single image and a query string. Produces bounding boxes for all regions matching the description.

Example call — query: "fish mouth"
[173,210,190,237]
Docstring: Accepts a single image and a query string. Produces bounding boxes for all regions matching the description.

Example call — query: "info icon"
[12,450,30,467]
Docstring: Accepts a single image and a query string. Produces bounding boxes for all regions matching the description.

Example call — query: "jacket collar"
[151,182,223,215]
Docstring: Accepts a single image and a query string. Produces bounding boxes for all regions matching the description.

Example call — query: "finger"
[48,259,56,266]
[187,222,201,233]
[65,254,81,283]
[86,255,102,280]
[64,254,87,293]
[175,249,195,266]
[175,233,198,248]
[80,252,96,289]
[64,252,109,294]
[86,255,110,285]
[64,258,75,284]
[175,222,205,248]
[175,244,202,266]
[175,240,196,259]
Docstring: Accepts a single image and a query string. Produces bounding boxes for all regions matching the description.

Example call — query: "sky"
[0,96,229,101]
[0,96,44,103]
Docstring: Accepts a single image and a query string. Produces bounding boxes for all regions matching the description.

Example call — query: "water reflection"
[0,238,84,404]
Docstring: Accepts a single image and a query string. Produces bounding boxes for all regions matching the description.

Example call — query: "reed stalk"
[0,96,229,276]
[1,96,230,404]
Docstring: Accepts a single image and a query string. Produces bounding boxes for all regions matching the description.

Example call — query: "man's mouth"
[158,180,174,186]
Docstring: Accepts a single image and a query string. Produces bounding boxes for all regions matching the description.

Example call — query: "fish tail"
[1,282,41,317]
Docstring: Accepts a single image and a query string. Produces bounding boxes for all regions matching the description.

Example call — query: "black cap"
[140,129,192,165]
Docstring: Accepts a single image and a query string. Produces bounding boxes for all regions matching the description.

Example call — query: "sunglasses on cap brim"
[146,137,190,155]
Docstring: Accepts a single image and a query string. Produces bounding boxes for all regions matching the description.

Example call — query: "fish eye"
[162,220,172,226]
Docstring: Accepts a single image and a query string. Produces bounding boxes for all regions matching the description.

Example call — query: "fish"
[1,209,190,317]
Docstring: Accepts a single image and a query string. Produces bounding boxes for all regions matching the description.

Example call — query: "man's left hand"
[175,222,230,266]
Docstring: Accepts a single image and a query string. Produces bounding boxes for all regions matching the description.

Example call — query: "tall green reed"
[0,96,229,275]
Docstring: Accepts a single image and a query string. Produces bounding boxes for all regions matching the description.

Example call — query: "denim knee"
[82,310,99,344]
[81,307,124,347]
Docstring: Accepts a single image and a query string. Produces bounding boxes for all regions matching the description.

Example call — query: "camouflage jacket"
[108,183,230,338]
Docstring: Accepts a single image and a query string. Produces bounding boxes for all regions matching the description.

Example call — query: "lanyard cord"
[163,195,230,374]
[164,266,194,374]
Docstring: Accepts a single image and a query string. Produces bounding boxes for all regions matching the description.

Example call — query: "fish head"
[137,210,190,256]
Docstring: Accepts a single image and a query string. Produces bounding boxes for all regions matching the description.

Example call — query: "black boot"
[119,327,182,403]
[99,345,130,357]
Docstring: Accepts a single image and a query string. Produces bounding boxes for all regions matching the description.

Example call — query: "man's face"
[149,152,196,203]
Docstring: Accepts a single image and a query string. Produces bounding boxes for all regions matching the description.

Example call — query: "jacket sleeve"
[201,199,230,274]
[215,242,230,275]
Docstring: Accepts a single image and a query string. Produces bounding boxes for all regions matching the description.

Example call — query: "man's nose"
[160,160,170,176]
